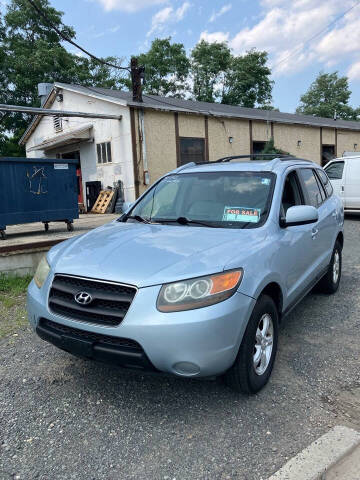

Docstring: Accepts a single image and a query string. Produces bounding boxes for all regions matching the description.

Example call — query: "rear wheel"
[316,241,342,294]
[225,295,279,394]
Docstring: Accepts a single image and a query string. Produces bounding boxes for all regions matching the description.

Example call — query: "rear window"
[325,161,344,180]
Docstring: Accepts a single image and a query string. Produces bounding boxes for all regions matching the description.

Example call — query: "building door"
[86,181,102,211]
[61,151,83,206]
[321,145,335,166]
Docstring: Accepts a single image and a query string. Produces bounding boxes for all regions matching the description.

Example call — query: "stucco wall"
[322,128,336,145]
[208,117,250,161]
[252,121,272,141]
[25,88,136,204]
[140,110,177,196]
[337,130,360,157]
[273,123,321,163]
[178,113,205,138]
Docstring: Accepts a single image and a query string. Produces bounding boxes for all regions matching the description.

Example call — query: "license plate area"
[61,335,93,357]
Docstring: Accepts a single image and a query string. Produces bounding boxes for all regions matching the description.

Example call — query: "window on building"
[96,141,112,164]
[298,168,323,208]
[179,137,205,165]
[53,115,62,133]
[252,141,267,155]
[321,145,335,166]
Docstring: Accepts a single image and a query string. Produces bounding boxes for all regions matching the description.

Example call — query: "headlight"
[157,269,243,312]
[34,255,50,288]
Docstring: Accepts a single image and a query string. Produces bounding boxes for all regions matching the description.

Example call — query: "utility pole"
[131,57,145,103]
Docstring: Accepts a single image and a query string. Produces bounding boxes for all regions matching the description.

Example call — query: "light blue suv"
[27,156,344,393]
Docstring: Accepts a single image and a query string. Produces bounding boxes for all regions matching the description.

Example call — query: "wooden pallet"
[91,190,114,214]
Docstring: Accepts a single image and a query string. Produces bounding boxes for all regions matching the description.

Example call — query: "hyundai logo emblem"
[74,291,93,305]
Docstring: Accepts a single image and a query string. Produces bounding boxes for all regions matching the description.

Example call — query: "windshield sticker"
[223,206,261,223]
[261,178,271,185]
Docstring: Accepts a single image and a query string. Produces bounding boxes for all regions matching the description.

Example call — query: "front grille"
[39,318,143,351]
[49,274,137,327]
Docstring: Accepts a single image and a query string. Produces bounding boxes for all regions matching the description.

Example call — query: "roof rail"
[174,162,196,172]
[215,154,294,163]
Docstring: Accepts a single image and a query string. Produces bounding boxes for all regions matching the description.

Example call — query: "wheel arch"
[258,282,283,320]
[336,231,344,250]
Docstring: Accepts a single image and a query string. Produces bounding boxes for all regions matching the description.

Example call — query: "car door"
[324,160,345,204]
[344,159,360,210]
[297,168,334,273]
[277,170,319,307]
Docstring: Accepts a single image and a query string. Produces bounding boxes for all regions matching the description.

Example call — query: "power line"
[26,0,130,72]
[272,0,360,71]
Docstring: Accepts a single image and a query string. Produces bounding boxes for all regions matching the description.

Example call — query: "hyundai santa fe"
[27,156,344,393]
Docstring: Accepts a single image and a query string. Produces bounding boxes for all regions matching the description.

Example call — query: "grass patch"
[0,274,32,338]
[0,274,32,295]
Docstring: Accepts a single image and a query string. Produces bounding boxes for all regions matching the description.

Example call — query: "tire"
[44,223,49,232]
[225,294,279,394]
[316,241,342,294]
[67,222,74,232]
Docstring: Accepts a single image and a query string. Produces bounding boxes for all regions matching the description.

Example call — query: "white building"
[21,83,137,210]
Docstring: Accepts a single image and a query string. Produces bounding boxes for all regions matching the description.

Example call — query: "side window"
[298,168,323,208]
[281,171,303,219]
[324,161,344,180]
[316,169,333,197]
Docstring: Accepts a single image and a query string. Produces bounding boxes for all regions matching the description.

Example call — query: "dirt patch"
[321,385,360,429]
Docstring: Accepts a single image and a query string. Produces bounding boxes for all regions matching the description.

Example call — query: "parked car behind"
[324,155,360,213]
[27,156,344,394]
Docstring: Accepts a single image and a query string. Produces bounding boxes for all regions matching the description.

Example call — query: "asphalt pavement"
[1,217,359,480]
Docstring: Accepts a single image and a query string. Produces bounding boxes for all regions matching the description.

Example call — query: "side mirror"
[122,201,134,213]
[283,205,318,227]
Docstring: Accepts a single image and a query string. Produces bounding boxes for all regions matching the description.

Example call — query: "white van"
[324,156,360,212]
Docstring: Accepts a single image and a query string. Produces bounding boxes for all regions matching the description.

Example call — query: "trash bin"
[0,157,79,239]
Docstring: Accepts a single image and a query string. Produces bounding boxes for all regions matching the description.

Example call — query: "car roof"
[171,157,319,175]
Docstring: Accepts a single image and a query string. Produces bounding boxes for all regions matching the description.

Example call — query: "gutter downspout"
[139,109,150,185]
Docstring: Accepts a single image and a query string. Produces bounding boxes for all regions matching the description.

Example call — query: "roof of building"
[20,82,360,145]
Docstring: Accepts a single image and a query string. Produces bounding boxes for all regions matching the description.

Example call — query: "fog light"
[173,362,200,376]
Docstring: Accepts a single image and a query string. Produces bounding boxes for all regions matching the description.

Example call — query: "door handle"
[341,186,344,192]
[311,228,319,238]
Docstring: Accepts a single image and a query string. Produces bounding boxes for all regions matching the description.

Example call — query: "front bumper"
[27,275,255,378]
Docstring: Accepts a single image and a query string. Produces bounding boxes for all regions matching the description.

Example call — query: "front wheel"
[316,241,342,294]
[225,295,279,394]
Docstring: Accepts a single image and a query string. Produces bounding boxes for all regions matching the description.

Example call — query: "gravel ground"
[1,218,360,480]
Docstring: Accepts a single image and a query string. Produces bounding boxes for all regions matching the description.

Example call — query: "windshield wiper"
[124,215,152,224]
[156,217,221,228]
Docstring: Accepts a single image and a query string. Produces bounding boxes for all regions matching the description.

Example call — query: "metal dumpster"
[0,157,79,239]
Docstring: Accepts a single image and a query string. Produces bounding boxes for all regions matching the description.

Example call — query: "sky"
[5,0,360,113]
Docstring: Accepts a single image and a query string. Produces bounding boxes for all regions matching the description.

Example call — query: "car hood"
[49,221,267,288]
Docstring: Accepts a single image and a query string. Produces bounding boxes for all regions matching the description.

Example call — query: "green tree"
[222,50,273,108]
[137,38,190,97]
[0,0,125,156]
[259,137,287,158]
[296,72,358,120]
[191,40,232,102]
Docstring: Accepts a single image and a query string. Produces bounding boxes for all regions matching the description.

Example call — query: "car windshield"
[127,171,275,229]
